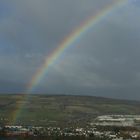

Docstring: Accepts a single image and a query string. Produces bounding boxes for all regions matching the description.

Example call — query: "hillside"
[0,94,140,127]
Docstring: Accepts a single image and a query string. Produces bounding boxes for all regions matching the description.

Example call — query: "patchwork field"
[0,94,140,127]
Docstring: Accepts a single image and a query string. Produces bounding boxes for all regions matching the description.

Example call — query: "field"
[0,94,140,127]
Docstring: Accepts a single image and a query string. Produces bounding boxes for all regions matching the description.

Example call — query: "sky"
[0,0,140,100]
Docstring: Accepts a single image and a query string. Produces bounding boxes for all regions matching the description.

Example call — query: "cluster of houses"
[0,115,140,139]
[0,125,139,139]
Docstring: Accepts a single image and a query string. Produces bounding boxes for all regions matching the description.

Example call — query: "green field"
[0,94,140,127]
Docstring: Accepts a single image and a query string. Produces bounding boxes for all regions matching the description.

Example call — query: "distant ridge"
[0,94,140,126]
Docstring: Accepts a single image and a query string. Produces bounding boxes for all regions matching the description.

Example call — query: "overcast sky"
[0,0,140,100]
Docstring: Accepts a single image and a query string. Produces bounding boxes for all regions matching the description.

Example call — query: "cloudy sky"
[0,0,140,100]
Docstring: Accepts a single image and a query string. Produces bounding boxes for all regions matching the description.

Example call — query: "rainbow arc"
[12,0,128,124]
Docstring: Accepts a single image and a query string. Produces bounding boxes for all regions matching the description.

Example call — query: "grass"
[0,94,140,127]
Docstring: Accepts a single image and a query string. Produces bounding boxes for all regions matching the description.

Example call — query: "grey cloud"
[0,0,140,100]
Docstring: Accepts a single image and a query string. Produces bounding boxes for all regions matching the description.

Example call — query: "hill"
[0,94,140,127]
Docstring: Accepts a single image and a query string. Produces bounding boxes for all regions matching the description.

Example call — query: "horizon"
[0,93,140,102]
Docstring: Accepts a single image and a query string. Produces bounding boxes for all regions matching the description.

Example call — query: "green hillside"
[0,94,140,127]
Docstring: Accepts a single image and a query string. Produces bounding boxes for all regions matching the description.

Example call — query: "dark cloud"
[0,0,140,100]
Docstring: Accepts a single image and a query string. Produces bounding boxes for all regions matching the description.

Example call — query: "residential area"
[0,115,140,140]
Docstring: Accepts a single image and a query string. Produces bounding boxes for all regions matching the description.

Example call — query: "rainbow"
[12,0,128,124]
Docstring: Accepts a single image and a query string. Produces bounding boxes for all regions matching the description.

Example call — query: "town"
[1,115,140,140]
